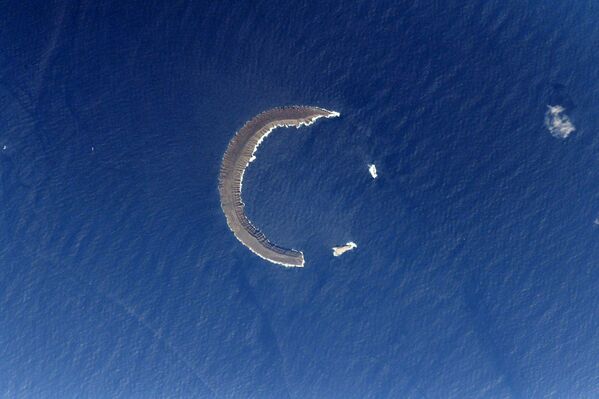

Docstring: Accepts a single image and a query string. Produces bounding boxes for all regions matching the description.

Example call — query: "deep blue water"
[1,1,599,398]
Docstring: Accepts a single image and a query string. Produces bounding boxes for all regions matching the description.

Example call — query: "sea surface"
[1,1,599,398]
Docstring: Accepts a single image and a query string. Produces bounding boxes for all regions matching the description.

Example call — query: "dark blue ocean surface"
[1,1,599,398]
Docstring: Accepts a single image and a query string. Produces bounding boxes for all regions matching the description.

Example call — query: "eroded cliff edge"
[218,106,340,267]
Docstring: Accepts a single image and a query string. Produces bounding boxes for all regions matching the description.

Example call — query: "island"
[218,106,340,267]
[368,163,378,179]
[332,242,357,257]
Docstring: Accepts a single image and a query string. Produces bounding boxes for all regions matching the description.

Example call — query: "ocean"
[1,1,599,398]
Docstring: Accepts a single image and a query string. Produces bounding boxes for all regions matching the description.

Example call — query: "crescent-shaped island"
[218,106,340,267]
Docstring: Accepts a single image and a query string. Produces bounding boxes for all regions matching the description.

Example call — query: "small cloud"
[545,105,576,139]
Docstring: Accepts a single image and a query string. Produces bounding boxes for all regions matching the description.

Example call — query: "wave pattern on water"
[1,0,599,397]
